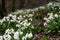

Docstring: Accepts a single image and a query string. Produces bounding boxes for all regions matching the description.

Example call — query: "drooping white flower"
[14,31,19,40]
[20,31,23,35]
[22,36,26,40]
[0,20,3,24]
[44,23,47,26]
[47,2,53,6]
[48,13,54,19]
[54,14,58,18]
[10,20,15,22]
[8,14,13,17]
[0,36,3,40]
[25,33,29,38]
[3,34,11,40]
[44,17,50,23]
[28,14,33,17]
[2,17,6,21]
[5,29,14,35]
[28,33,33,38]
[29,18,32,21]
[40,6,45,9]
[16,24,21,27]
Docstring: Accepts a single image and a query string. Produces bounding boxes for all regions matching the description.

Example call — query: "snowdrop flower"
[22,36,26,40]
[3,34,11,40]
[0,36,3,40]
[47,13,50,15]
[14,31,19,40]
[2,17,6,21]
[25,33,29,38]
[28,14,33,17]
[44,17,50,23]
[54,14,58,18]
[29,18,32,21]
[40,6,45,9]
[0,20,3,24]
[28,33,33,38]
[10,20,15,22]
[48,13,54,19]
[47,2,53,6]
[5,29,14,35]
[23,22,31,26]
[16,24,21,27]
[12,15,16,20]
[44,23,47,26]
[5,17,10,21]
[20,31,23,35]
[8,14,13,17]
[17,17,20,20]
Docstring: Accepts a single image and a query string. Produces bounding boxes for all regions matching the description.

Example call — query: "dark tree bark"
[0,0,6,18]
[12,0,15,12]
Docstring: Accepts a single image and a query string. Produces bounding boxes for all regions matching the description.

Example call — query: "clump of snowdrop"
[5,28,14,35]
[44,12,60,33]
[0,12,37,40]
[44,12,59,26]
[3,34,12,40]
[22,32,33,40]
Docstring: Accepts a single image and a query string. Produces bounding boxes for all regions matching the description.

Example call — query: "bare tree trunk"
[1,0,6,18]
[12,0,15,12]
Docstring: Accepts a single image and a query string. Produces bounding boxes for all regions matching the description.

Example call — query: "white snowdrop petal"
[0,36,3,40]
[14,31,19,40]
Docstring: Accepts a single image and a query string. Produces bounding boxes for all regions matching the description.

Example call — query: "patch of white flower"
[22,32,33,40]
[3,34,11,40]
[0,11,35,40]
[44,12,59,27]
[5,29,14,35]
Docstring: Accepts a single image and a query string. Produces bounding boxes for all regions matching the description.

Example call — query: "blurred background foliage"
[0,0,60,18]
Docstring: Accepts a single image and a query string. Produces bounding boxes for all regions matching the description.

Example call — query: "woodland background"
[0,0,60,15]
